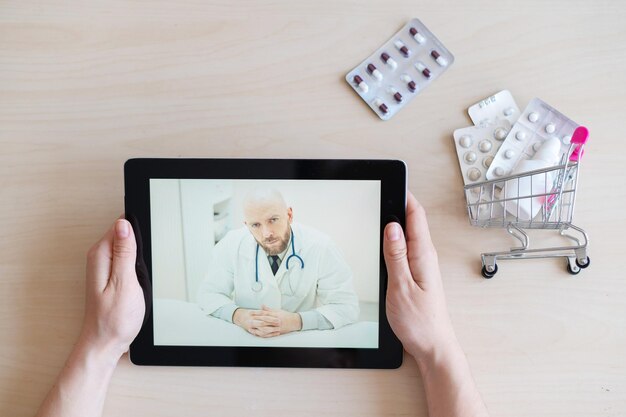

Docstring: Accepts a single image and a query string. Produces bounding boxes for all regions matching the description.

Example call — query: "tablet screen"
[149,179,381,349]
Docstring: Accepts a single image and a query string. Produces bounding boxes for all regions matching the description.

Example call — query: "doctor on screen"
[197,188,359,338]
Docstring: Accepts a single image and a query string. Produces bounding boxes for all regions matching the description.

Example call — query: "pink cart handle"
[569,126,589,162]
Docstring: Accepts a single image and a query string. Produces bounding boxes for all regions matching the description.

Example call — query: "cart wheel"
[481,264,498,279]
[576,257,590,269]
[566,262,581,275]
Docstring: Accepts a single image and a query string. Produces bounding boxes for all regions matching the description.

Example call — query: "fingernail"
[386,223,401,241]
[116,219,130,239]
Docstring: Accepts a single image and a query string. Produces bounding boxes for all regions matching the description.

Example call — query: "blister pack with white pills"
[452,119,512,185]
[345,18,454,120]
[468,90,520,126]
[485,98,579,180]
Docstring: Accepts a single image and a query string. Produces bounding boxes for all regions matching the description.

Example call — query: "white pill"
[515,130,527,141]
[504,149,515,159]
[528,112,539,123]
[494,127,507,140]
[483,156,494,168]
[468,168,481,182]
[545,123,556,134]
[400,74,411,83]
[479,140,492,153]
[532,141,542,152]
[372,69,383,81]
[459,135,473,148]
[464,151,477,163]
[494,167,505,177]
[562,135,572,145]
[386,58,397,70]
[503,107,515,116]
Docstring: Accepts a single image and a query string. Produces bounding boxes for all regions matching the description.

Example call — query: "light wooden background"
[1,1,625,416]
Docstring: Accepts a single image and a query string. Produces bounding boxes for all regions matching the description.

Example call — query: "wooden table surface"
[1,1,625,416]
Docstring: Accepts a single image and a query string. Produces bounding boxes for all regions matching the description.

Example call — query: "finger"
[252,310,279,319]
[251,328,280,338]
[251,318,279,328]
[257,330,281,338]
[253,316,280,325]
[383,222,414,293]
[405,192,438,289]
[261,305,274,312]
[253,325,280,334]
[86,223,116,294]
[405,192,435,253]
[107,219,137,291]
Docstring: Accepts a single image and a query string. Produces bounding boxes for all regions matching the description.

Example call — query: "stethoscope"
[252,227,304,293]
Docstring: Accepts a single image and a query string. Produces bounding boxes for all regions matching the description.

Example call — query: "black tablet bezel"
[124,158,406,368]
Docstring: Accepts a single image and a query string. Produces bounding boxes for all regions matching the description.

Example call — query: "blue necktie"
[270,255,280,275]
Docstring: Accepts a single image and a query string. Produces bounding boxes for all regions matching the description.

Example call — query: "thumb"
[383,223,413,291]
[109,219,137,288]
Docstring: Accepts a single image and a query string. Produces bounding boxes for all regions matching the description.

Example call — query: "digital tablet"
[124,158,406,368]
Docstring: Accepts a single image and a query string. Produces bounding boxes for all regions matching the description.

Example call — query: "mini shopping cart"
[464,127,590,278]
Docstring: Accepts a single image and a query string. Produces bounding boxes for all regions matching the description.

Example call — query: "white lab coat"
[197,223,360,329]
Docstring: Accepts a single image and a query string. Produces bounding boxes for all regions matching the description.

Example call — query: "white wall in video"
[150,179,381,348]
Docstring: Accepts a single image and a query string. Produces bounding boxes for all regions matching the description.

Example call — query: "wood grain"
[1,1,625,416]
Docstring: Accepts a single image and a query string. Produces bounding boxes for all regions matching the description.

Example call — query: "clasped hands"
[233,305,302,338]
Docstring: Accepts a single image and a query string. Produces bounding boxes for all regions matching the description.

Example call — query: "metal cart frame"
[464,141,589,278]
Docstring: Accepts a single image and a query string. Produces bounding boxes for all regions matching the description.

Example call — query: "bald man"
[196,189,360,337]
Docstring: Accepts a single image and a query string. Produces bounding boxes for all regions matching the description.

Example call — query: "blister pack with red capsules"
[346,18,454,120]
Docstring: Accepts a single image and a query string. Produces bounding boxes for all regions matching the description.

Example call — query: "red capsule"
[353,75,368,93]
[400,74,417,92]
[367,63,383,81]
[373,98,388,114]
[394,40,410,57]
[409,27,426,44]
[415,62,431,78]
[380,52,397,69]
[430,50,448,66]
[386,86,403,103]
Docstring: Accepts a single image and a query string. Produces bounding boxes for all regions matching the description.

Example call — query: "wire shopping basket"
[464,127,590,278]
